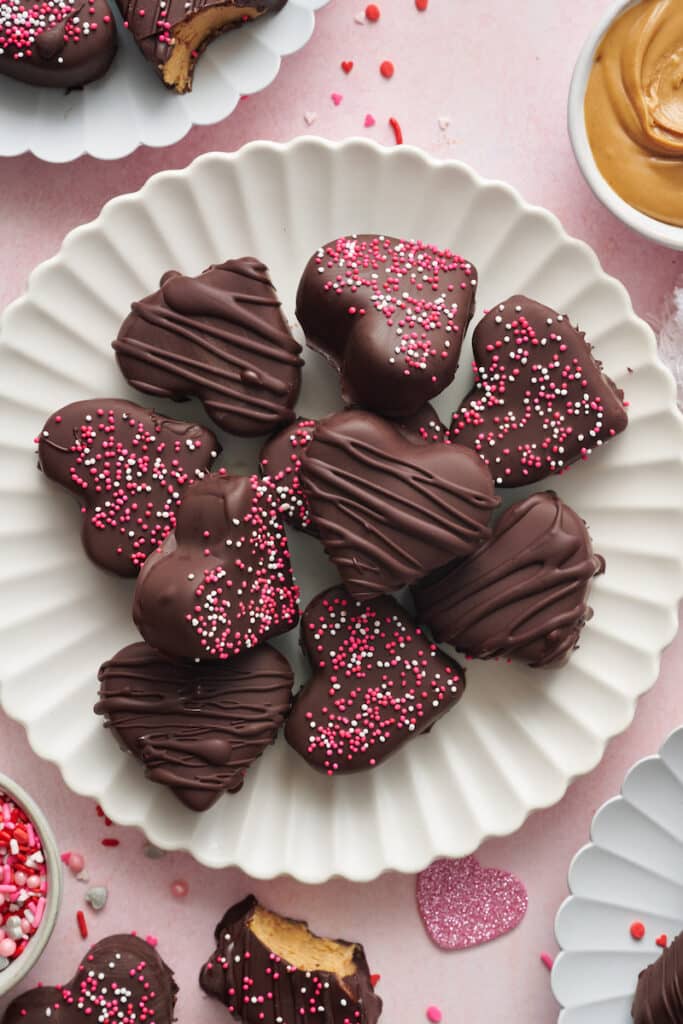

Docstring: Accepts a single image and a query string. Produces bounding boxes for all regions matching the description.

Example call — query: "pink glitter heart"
[364,114,376,127]
[331,93,344,106]
[416,856,528,949]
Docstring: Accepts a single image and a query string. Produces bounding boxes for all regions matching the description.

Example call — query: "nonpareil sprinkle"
[0,791,49,969]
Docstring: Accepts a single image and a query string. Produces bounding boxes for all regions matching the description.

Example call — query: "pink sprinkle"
[145,934,158,947]
[540,952,554,970]
[364,113,376,127]
[170,880,189,899]
[331,92,343,106]
[67,852,85,874]
[427,1007,442,1023]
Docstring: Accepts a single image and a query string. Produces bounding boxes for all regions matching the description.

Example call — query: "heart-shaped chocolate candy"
[133,472,299,660]
[296,234,477,418]
[96,641,294,811]
[2,934,177,1023]
[37,399,219,577]
[285,585,466,774]
[450,295,628,486]
[299,409,498,600]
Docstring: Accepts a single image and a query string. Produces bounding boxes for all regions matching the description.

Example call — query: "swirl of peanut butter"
[584,0,683,227]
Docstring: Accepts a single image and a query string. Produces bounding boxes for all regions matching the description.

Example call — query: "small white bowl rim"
[567,0,683,251]
[0,772,63,998]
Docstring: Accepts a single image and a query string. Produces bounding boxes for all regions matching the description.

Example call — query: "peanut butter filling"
[584,0,683,227]
[162,5,259,93]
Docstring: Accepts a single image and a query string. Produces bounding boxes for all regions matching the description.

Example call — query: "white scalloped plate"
[553,727,683,1023]
[2,138,683,882]
[0,0,329,162]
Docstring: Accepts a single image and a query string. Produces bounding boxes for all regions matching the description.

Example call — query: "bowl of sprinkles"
[0,772,62,997]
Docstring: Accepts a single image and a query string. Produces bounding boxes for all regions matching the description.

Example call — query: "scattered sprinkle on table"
[364,113,376,127]
[365,3,380,21]
[304,111,318,126]
[101,838,120,848]
[415,0,428,8]
[0,790,49,970]
[389,116,403,144]
[427,1007,442,1023]
[76,909,88,939]
[370,973,381,987]
[540,952,554,970]
[630,921,646,941]
[85,886,108,912]
[171,879,189,899]
[380,60,395,79]
[341,60,354,74]
[656,934,669,948]
[331,92,343,106]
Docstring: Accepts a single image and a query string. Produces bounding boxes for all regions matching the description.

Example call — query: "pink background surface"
[1,0,683,1021]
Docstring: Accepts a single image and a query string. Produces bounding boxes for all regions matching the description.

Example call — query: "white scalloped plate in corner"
[553,727,683,1023]
[0,0,329,162]
[2,138,683,882]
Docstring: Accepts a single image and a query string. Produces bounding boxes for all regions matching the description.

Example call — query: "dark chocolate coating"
[0,0,117,88]
[259,404,447,536]
[413,491,604,668]
[133,472,299,660]
[199,895,383,1024]
[114,259,302,437]
[96,641,293,811]
[450,295,628,486]
[285,586,466,774]
[37,398,219,577]
[632,933,683,1024]
[296,234,477,418]
[299,408,499,600]
[117,0,286,90]
[2,934,177,1024]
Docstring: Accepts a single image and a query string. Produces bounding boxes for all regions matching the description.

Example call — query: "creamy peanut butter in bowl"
[568,0,683,249]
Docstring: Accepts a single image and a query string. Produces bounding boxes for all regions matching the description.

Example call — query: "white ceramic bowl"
[1,138,683,882]
[0,773,62,998]
[567,0,683,251]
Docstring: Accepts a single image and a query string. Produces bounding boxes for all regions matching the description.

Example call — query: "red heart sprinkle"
[370,974,381,987]
[341,60,354,74]
[656,934,668,948]
[630,921,645,941]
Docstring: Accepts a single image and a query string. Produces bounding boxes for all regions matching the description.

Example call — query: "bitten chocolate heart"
[133,472,299,660]
[295,234,477,418]
[632,931,683,1024]
[413,491,604,668]
[0,0,117,88]
[37,398,219,577]
[199,895,383,1024]
[117,0,287,93]
[114,258,303,437]
[259,405,446,535]
[298,409,499,600]
[95,641,294,811]
[2,933,177,1024]
[450,295,628,486]
[285,585,466,774]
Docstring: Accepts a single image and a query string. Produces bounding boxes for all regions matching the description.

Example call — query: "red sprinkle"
[76,910,88,939]
[630,921,645,941]
[540,952,554,970]
[341,60,354,74]
[365,3,380,20]
[656,934,668,948]
[370,974,381,987]
[389,117,403,144]
[101,838,120,847]
[415,0,428,8]
[380,60,394,79]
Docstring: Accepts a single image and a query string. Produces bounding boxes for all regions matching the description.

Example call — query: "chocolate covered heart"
[117,0,287,93]
[295,234,477,418]
[133,472,299,660]
[96,641,294,810]
[114,258,303,437]
[413,491,604,667]
[200,895,383,1024]
[37,398,219,577]
[0,0,117,87]
[285,585,466,774]
[417,856,528,950]
[450,295,628,486]
[299,409,499,600]
[259,405,446,535]
[2,933,177,1023]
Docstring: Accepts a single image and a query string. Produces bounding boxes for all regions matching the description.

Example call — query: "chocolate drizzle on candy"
[450,295,628,486]
[2,933,177,1024]
[96,641,293,811]
[133,472,299,661]
[632,931,683,1024]
[116,0,287,93]
[37,399,219,577]
[299,409,499,600]
[285,586,466,774]
[200,895,383,1024]
[114,258,302,437]
[414,491,604,668]
[296,234,477,418]
[0,0,117,87]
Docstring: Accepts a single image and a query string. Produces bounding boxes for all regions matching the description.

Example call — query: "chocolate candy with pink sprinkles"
[2,933,177,1023]
[450,295,628,486]
[285,585,466,774]
[133,472,299,661]
[295,234,477,418]
[37,399,220,577]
